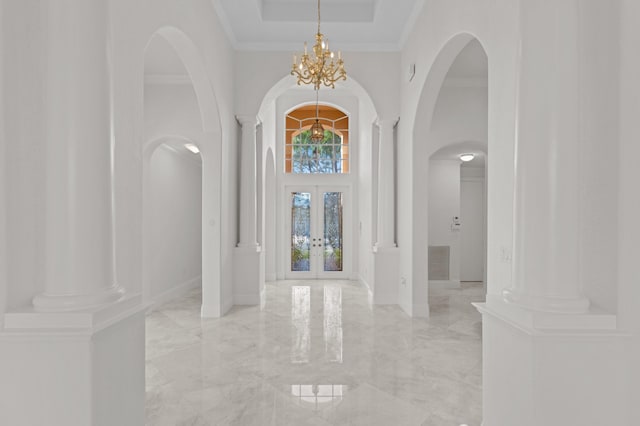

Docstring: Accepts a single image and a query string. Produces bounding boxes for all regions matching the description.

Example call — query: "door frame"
[284,185,351,279]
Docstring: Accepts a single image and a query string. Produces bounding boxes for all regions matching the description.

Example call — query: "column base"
[502,287,590,314]
[475,298,629,426]
[233,246,264,305]
[33,284,125,312]
[372,245,399,304]
[0,296,146,426]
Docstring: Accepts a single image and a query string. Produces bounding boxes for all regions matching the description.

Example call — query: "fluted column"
[504,0,589,313]
[33,0,123,310]
[374,119,397,249]
[236,115,260,248]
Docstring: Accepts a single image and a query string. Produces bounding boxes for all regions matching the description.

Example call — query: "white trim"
[234,293,261,305]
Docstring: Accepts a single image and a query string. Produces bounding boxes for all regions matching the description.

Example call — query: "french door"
[285,186,350,279]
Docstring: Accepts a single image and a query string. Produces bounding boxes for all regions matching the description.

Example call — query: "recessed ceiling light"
[459,153,474,162]
[185,143,200,154]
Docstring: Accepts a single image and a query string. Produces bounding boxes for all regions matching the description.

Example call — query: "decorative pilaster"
[33,0,123,310]
[234,115,262,306]
[372,118,399,305]
[374,119,397,250]
[236,115,260,249]
[503,0,589,313]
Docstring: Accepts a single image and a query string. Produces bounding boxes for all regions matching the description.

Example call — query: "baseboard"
[222,296,234,316]
[234,293,260,306]
[150,276,201,310]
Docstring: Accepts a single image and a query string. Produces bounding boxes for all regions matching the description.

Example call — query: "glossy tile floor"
[145,281,484,426]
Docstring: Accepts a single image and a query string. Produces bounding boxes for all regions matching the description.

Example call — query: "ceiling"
[211,0,425,51]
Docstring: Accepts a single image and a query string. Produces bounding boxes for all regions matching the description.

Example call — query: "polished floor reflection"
[145,281,484,425]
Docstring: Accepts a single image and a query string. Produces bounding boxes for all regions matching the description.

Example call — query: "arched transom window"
[285,105,349,174]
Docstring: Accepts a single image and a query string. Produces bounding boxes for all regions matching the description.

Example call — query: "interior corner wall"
[148,146,202,301]
[428,160,461,283]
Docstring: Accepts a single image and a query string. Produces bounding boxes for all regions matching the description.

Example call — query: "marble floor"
[145,281,484,426]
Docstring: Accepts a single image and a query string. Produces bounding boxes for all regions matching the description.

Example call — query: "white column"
[33,0,123,310]
[503,0,589,313]
[236,115,260,248]
[374,119,397,249]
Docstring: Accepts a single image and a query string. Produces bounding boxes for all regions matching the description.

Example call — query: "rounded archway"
[411,34,491,317]
[142,28,224,317]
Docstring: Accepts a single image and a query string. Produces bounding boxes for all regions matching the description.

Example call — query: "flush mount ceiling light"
[185,143,200,154]
[310,89,324,142]
[291,0,346,90]
[459,153,475,162]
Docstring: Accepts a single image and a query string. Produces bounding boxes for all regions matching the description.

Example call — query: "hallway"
[145,281,483,425]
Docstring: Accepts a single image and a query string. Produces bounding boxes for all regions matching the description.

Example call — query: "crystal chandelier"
[310,90,324,142]
[291,0,346,90]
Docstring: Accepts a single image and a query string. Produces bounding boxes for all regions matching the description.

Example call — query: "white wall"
[428,160,461,283]
[144,84,202,139]
[148,145,202,301]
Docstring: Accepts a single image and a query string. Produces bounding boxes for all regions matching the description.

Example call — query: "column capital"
[236,114,260,128]
[375,117,399,128]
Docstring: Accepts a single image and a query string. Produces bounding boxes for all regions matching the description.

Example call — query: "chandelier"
[310,89,324,142]
[291,0,346,90]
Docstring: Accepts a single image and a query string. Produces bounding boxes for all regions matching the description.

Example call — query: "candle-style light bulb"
[304,42,307,55]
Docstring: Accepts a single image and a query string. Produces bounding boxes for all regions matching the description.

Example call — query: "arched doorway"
[424,39,489,301]
[142,28,223,317]
[410,34,501,318]
[256,76,379,287]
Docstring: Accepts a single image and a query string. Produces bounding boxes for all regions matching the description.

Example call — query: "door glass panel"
[323,192,343,272]
[291,192,311,272]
